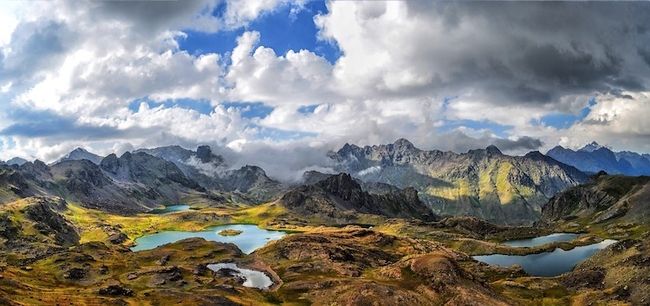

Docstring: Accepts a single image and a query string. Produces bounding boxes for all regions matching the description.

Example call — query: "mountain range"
[0,153,208,214]
[541,172,650,225]
[547,141,650,176]
[279,172,437,223]
[56,148,103,165]
[0,145,285,214]
[4,139,649,225]
[329,139,587,225]
[134,145,284,202]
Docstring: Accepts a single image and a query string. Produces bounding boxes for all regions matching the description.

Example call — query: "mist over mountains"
[328,139,588,224]
[5,138,633,225]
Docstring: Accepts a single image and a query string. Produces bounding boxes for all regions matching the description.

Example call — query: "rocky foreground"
[0,197,511,305]
[0,192,648,305]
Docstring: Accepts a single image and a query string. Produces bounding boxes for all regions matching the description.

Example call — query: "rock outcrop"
[135,145,284,203]
[541,174,650,225]
[280,173,437,222]
[330,138,587,224]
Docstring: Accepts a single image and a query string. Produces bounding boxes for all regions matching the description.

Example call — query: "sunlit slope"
[332,139,587,225]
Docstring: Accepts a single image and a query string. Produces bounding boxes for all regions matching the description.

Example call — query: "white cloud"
[561,92,650,153]
[225,31,335,106]
[2,0,650,179]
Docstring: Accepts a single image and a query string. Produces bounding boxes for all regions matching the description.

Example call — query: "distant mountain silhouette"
[547,142,650,175]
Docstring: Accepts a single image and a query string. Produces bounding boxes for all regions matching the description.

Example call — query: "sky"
[1,1,650,180]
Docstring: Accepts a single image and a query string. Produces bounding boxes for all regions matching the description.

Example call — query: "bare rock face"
[196,145,219,163]
[256,228,509,305]
[136,145,282,203]
[541,175,650,225]
[330,139,588,225]
[0,214,20,241]
[98,154,120,175]
[108,232,128,245]
[22,197,79,246]
[98,284,134,297]
[280,173,437,222]
[63,267,88,280]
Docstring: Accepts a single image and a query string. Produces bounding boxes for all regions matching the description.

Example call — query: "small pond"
[130,224,286,253]
[149,204,191,214]
[503,233,579,248]
[474,239,617,277]
[207,263,273,289]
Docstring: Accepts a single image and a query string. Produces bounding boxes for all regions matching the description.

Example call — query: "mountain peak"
[57,147,102,165]
[393,138,415,150]
[524,151,545,159]
[71,147,88,153]
[6,157,28,166]
[195,145,223,164]
[579,141,606,152]
[485,145,502,155]
[337,143,360,155]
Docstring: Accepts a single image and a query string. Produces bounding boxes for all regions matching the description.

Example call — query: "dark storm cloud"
[0,21,73,84]
[84,0,220,34]
[432,131,543,154]
[401,1,650,106]
[493,136,543,152]
[0,109,156,141]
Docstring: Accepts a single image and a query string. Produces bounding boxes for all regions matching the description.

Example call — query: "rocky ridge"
[330,138,588,225]
[547,141,650,175]
[279,173,437,223]
[541,173,650,225]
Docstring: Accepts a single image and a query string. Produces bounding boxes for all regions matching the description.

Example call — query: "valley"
[0,142,648,305]
[3,1,650,305]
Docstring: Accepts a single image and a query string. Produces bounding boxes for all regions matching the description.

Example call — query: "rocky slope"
[330,139,587,225]
[56,147,103,165]
[50,159,151,214]
[279,173,437,223]
[541,173,650,225]
[547,141,650,175]
[0,197,79,265]
[0,164,43,202]
[254,228,511,305]
[136,145,284,202]
[0,207,515,306]
[0,152,213,214]
[562,236,650,305]
[100,152,204,194]
[6,157,28,166]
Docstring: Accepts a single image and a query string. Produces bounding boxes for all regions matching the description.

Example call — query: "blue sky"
[2,0,650,164]
[179,1,340,64]
[119,0,338,140]
[537,97,596,129]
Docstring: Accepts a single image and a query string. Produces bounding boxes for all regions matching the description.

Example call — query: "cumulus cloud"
[559,91,650,153]
[318,2,650,102]
[225,30,335,106]
[1,0,650,179]
[310,1,650,144]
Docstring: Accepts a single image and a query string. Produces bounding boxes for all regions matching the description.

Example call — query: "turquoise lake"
[474,239,617,277]
[207,263,273,289]
[130,224,286,254]
[149,204,191,214]
[503,233,579,248]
